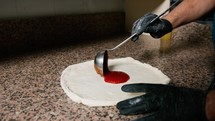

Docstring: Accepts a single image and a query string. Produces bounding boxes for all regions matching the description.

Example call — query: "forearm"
[206,90,215,121]
[163,0,215,28]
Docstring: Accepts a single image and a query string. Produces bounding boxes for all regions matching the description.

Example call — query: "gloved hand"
[116,83,208,121]
[131,13,173,41]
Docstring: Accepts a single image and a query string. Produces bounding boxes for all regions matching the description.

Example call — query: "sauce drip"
[104,71,130,84]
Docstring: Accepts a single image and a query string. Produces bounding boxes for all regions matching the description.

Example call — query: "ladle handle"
[107,34,137,51]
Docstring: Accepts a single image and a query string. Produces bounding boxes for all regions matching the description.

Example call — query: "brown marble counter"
[1,22,215,121]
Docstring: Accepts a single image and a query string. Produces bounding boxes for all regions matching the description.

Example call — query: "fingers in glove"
[121,83,166,93]
[117,93,160,115]
[117,95,146,110]
[133,18,145,35]
[131,13,158,40]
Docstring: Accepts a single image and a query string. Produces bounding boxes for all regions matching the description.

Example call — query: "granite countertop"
[1,22,215,121]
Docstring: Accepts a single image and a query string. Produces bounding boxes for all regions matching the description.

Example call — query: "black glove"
[116,83,208,121]
[131,13,173,41]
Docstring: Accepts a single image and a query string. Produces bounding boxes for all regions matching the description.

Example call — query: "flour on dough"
[60,57,170,107]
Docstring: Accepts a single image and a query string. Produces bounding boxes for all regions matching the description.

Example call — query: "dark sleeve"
[209,68,215,90]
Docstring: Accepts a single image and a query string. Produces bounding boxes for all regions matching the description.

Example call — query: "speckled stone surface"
[1,22,215,121]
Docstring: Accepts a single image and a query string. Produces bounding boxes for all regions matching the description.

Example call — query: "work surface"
[1,23,215,120]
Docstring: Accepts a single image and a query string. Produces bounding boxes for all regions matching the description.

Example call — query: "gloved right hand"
[131,13,173,41]
[116,83,208,121]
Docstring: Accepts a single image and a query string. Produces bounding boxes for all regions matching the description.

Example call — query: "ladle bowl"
[94,50,109,76]
[93,34,136,76]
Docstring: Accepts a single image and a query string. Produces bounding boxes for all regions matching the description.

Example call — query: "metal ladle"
[94,35,136,76]
[94,0,181,76]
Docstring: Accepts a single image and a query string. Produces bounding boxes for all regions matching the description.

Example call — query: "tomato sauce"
[104,71,129,84]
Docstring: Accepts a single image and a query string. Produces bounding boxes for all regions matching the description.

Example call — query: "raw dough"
[60,57,170,107]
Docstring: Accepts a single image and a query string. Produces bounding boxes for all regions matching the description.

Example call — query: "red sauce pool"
[104,71,130,84]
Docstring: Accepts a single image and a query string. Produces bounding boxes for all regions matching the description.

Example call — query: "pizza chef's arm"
[116,83,215,121]
[131,0,215,41]
[206,91,215,121]
[163,0,215,28]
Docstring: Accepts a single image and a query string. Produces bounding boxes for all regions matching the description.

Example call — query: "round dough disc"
[60,57,170,107]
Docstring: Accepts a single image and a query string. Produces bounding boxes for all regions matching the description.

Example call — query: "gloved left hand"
[116,83,207,121]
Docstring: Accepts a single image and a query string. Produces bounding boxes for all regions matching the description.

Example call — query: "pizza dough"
[60,57,170,107]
